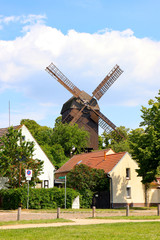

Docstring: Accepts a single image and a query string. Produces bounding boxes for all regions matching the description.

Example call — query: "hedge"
[0,187,79,210]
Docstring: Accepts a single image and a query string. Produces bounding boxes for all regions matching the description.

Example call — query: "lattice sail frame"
[92,65,123,100]
[46,62,124,137]
[46,63,81,98]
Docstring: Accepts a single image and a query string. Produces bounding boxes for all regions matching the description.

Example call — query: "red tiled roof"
[56,149,126,174]
[0,125,21,138]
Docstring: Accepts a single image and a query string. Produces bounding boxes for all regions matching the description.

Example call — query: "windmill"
[46,63,123,150]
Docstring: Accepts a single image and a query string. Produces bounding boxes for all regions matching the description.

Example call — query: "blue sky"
[0,0,160,133]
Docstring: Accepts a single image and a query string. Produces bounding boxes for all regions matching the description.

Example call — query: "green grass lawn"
[91,215,160,220]
[0,222,160,240]
[0,218,72,226]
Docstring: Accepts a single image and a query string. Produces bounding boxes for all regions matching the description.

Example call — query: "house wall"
[148,188,160,205]
[21,125,55,188]
[109,153,145,207]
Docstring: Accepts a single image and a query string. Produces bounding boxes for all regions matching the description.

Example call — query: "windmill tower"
[46,63,123,150]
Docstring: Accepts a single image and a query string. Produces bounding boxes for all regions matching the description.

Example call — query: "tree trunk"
[144,183,149,207]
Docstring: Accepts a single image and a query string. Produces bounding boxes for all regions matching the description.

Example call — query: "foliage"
[0,187,79,209]
[67,164,109,193]
[102,126,131,153]
[129,91,160,184]
[51,121,89,156]
[67,164,109,208]
[21,119,53,146]
[0,127,43,188]
[21,118,89,168]
[41,144,69,168]
[80,189,94,208]
[98,135,104,149]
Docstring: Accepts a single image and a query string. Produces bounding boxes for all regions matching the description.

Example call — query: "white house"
[0,125,55,188]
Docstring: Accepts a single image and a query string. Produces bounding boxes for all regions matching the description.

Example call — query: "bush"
[0,187,79,210]
[80,189,94,208]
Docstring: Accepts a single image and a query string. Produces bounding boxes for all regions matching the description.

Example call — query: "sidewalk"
[1,218,160,230]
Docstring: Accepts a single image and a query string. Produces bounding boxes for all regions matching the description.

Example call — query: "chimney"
[104,151,107,160]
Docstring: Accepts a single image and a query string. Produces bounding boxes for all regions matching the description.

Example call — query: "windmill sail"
[89,106,124,138]
[46,63,82,98]
[92,65,123,100]
[46,62,125,148]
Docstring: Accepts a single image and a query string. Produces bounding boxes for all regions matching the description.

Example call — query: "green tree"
[21,118,89,168]
[0,127,43,188]
[102,126,131,153]
[130,92,160,183]
[21,119,53,145]
[42,144,69,169]
[67,164,109,193]
[20,119,40,137]
[129,91,160,205]
[54,116,62,127]
[98,135,104,149]
[51,121,89,156]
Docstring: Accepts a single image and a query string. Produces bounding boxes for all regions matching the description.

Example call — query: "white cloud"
[21,14,46,25]
[0,18,160,128]
[0,14,46,25]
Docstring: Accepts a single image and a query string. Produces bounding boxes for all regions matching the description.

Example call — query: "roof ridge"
[71,149,112,157]
[106,151,126,156]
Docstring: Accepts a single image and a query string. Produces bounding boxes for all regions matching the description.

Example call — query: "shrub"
[0,187,79,210]
[80,189,94,208]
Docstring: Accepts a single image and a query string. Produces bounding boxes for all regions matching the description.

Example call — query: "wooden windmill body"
[46,63,123,150]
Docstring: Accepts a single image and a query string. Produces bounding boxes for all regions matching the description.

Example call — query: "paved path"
[1,218,160,230]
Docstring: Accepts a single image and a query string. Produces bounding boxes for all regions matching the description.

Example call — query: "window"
[126,187,131,198]
[44,180,49,188]
[126,168,130,179]
[22,136,25,141]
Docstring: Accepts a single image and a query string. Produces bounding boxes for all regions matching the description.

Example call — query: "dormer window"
[77,160,82,165]
[126,168,130,179]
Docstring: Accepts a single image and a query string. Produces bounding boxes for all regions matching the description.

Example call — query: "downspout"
[107,173,113,209]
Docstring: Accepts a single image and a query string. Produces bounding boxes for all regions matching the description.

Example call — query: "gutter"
[107,173,113,209]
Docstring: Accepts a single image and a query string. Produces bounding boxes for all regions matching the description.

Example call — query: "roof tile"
[56,149,126,174]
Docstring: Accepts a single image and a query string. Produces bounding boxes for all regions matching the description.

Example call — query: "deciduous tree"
[21,118,89,168]
[102,126,131,153]
[0,127,43,188]
[67,164,109,193]
[129,91,160,205]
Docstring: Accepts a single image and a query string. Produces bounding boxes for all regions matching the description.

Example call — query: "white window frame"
[44,180,49,188]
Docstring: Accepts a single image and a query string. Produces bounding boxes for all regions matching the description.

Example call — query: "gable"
[0,124,55,169]
[109,152,139,177]
[20,125,55,168]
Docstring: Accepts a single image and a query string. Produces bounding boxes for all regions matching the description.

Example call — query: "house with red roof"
[0,125,55,189]
[55,149,148,208]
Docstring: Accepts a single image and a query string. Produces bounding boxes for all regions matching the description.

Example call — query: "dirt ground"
[0,208,158,222]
